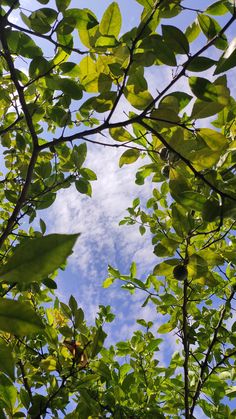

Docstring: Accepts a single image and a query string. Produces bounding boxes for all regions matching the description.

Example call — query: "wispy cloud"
[47,141,159,330]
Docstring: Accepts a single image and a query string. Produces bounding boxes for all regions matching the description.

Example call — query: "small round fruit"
[169,150,180,163]
[159,147,169,161]
[173,265,188,281]
[161,165,170,179]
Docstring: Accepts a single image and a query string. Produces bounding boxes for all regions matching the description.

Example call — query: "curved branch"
[140,120,236,203]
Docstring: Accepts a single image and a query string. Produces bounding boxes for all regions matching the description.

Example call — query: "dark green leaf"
[162,25,189,54]
[198,14,227,50]
[56,0,71,12]
[64,8,98,31]
[188,56,216,72]
[29,8,58,34]
[75,179,92,196]
[6,30,42,58]
[90,327,107,358]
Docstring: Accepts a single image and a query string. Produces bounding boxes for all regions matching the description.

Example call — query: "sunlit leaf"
[0,343,15,381]
[0,299,44,335]
[100,2,122,38]
[119,149,140,167]
[214,38,236,74]
[0,234,79,284]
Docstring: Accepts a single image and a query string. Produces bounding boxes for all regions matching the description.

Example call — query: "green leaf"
[0,299,44,335]
[198,13,227,50]
[69,295,77,313]
[214,38,236,75]
[187,56,216,72]
[124,87,153,110]
[0,343,15,380]
[100,2,122,38]
[162,25,189,54]
[6,30,43,58]
[29,8,58,33]
[29,57,51,78]
[95,35,119,48]
[202,198,221,222]
[226,386,236,398]
[139,225,146,235]
[56,0,71,12]
[90,327,107,358]
[42,277,57,289]
[0,375,17,411]
[39,218,46,234]
[158,322,175,334]
[191,98,225,119]
[162,92,192,111]
[206,1,229,15]
[119,363,131,382]
[140,34,177,66]
[73,143,87,169]
[59,79,83,100]
[177,191,207,212]
[0,234,79,284]
[64,8,98,31]
[79,168,97,181]
[185,19,200,43]
[153,259,179,276]
[154,238,179,257]
[103,277,114,288]
[190,148,222,170]
[75,179,92,196]
[189,77,218,102]
[81,72,112,93]
[188,254,208,280]
[197,128,228,151]
[119,149,140,167]
[109,127,134,142]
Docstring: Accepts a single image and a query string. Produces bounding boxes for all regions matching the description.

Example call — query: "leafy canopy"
[0,0,236,417]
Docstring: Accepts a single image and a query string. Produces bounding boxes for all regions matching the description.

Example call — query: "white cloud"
[46,140,160,334]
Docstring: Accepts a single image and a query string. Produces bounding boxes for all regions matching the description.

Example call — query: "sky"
[5,1,236,416]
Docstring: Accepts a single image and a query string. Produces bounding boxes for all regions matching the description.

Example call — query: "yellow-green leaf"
[119,149,140,167]
[0,299,44,335]
[0,234,79,284]
[198,128,228,151]
[124,87,153,110]
[109,127,134,142]
[100,2,121,38]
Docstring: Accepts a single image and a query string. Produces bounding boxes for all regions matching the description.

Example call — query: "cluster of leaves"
[0,0,236,417]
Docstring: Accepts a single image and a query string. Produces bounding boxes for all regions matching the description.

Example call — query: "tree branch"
[183,278,190,418]
[140,120,236,203]
[139,12,236,116]
[189,290,235,416]
[0,30,39,147]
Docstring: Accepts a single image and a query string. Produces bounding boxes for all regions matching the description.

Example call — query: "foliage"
[0,0,236,417]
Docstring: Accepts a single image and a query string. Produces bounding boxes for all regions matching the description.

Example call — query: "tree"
[0,0,236,417]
